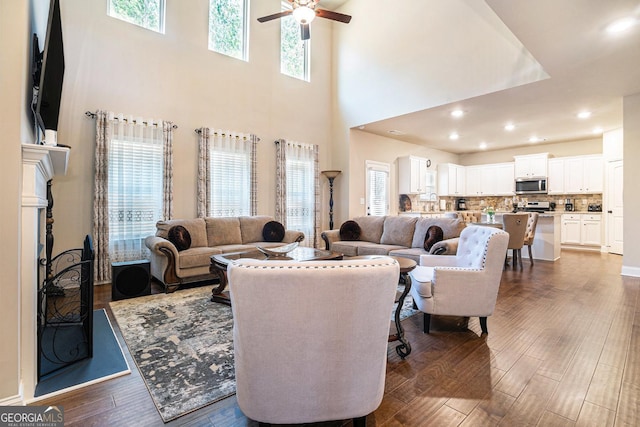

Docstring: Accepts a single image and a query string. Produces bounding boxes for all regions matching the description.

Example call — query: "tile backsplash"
[401,193,603,212]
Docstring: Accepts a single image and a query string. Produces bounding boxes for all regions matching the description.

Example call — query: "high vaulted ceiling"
[335,0,640,154]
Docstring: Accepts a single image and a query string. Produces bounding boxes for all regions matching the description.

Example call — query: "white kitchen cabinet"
[514,153,548,178]
[465,162,514,196]
[582,214,602,246]
[563,155,603,193]
[561,214,582,244]
[465,165,484,196]
[398,156,430,194]
[583,156,604,193]
[547,158,565,194]
[492,162,515,195]
[438,163,465,196]
[561,213,601,246]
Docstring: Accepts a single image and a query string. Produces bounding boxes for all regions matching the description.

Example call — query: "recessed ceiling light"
[388,129,404,135]
[504,123,515,131]
[593,127,603,134]
[451,109,464,118]
[358,125,365,130]
[606,17,637,34]
[449,132,459,140]
[479,142,487,150]
[577,111,592,119]
[529,136,540,143]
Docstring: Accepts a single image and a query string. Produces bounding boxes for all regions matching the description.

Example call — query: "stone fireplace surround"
[20,143,69,402]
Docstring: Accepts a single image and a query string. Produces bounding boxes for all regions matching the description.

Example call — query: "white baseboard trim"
[0,391,24,406]
[621,265,640,277]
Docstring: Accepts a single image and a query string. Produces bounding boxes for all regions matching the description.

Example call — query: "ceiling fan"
[257,0,352,40]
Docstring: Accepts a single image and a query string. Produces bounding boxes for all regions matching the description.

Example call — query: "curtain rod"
[194,128,260,142]
[85,111,178,129]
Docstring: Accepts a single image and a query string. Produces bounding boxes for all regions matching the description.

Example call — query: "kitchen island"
[489,212,561,262]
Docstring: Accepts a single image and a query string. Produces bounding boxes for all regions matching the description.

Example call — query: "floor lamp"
[321,170,341,230]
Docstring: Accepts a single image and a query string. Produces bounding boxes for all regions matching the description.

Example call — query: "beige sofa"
[321,215,466,263]
[145,215,304,292]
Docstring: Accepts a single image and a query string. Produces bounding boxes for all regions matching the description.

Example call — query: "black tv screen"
[35,0,64,132]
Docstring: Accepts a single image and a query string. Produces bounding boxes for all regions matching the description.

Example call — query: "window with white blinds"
[209,140,252,216]
[366,160,390,216]
[108,137,164,248]
[286,157,314,240]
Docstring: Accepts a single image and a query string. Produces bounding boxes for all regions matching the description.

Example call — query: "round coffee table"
[388,256,416,359]
[347,255,416,359]
[210,246,343,305]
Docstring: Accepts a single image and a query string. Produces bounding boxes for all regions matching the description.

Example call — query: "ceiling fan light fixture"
[293,6,316,24]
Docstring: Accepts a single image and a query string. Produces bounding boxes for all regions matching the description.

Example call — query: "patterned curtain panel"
[92,111,174,283]
[275,139,320,248]
[162,121,174,219]
[92,111,110,283]
[197,127,257,217]
[274,139,287,226]
[196,127,211,218]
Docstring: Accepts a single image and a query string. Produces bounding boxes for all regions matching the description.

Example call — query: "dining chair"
[523,212,540,265]
[502,212,529,269]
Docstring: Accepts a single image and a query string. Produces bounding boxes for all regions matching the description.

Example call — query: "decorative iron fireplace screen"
[37,235,94,379]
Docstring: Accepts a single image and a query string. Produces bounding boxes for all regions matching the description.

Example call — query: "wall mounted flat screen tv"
[34,0,65,133]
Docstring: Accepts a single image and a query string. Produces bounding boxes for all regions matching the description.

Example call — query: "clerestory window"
[280,1,310,81]
[209,0,249,61]
[107,0,165,33]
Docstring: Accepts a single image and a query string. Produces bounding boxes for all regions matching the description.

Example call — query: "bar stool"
[523,212,539,265]
[502,213,529,269]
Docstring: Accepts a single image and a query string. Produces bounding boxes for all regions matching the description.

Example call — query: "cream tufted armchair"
[408,226,509,335]
[228,257,400,426]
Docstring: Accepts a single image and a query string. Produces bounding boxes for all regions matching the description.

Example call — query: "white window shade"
[209,136,252,217]
[108,135,164,259]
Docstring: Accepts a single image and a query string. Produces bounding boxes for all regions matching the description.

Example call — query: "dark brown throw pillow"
[168,225,191,251]
[339,220,361,241]
[263,221,285,242]
[423,225,444,252]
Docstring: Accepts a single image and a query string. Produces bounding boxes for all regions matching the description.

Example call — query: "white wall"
[459,137,603,165]
[622,93,640,276]
[334,0,548,128]
[603,128,623,161]
[0,0,30,404]
[346,129,458,220]
[51,0,336,253]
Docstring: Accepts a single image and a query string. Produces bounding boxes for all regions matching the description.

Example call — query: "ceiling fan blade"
[301,23,311,40]
[257,10,292,23]
[315,9,352,24]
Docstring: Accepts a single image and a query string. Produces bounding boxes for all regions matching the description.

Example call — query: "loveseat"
[145,215,305,292]
[321,215,466,263]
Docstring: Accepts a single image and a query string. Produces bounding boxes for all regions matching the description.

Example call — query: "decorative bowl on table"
[256,241,299,257]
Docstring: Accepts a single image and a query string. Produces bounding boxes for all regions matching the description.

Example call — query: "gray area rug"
[110,287,234,422]
[110,284,418,422]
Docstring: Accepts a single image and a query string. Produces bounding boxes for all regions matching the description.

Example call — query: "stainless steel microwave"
[515,177,547,194]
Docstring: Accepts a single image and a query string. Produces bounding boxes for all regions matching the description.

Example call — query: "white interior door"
[366,160,390,216]
[606,160,623,254]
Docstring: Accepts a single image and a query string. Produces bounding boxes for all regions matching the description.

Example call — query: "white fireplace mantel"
[20,143,70,402]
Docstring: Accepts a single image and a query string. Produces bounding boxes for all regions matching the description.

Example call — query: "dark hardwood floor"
[34,250,639,426]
